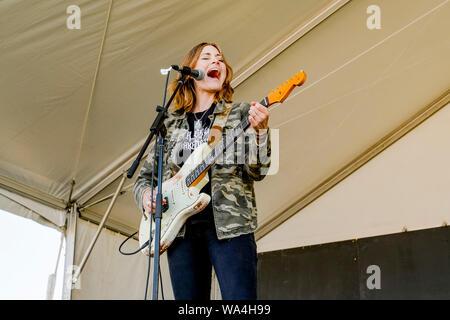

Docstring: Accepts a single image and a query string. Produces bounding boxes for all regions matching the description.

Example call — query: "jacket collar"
[213,99,225,114]
[170,99,226,119]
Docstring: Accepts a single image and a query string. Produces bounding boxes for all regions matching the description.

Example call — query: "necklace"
[193,109,208,132]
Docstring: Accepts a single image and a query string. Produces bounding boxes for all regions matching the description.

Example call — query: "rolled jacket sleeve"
[133,141,158,213]
[238,103,272,181]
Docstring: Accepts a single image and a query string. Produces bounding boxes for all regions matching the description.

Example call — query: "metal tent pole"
[62,202,77,300]
[72,173,126,285]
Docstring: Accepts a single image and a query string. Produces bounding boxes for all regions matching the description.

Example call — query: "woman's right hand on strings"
[142,188,167,213]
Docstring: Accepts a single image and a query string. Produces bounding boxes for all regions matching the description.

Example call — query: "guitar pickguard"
[139,142,213,256]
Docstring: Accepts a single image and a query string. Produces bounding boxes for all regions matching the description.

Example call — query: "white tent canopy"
[1,0,449,299]
[0,186,65,230]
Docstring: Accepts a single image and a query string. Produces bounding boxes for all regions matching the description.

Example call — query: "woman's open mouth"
[207,69,220,80]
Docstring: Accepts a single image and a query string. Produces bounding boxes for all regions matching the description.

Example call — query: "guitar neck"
[184,69,307,187]
[185,97,269,187]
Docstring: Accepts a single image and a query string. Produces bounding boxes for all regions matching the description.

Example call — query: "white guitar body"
[139,142,213,256]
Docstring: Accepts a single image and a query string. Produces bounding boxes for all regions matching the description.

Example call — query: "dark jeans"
[167,222,258,300]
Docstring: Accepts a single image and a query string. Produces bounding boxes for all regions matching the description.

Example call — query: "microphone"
[171,65,205,81]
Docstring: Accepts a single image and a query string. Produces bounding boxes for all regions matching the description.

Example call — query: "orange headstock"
[266,71,307,107]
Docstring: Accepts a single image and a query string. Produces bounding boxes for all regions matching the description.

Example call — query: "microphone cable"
[117,212,165,300]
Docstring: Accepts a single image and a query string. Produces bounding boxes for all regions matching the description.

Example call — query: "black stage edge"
[258,225,450,299]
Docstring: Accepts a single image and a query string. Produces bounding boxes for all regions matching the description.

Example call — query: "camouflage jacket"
[133,100,271,240]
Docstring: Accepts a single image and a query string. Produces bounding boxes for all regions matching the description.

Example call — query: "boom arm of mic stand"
[127,75,186,179]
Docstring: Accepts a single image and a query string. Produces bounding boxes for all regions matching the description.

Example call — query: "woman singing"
[133,42,271,300]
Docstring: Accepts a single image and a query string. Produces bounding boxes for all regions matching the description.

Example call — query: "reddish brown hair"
[170,42,234,113]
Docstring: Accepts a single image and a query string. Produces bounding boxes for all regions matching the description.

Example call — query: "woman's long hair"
[170,42,234,113]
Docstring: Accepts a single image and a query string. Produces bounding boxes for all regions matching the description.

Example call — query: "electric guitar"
[139,71,307,256]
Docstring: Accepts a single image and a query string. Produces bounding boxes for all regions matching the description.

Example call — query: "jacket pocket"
[212,164,251,214]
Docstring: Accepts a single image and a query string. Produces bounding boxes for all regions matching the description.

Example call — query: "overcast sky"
[0,209,64,300]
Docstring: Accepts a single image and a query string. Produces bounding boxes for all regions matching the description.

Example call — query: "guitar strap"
[207,102,233,148]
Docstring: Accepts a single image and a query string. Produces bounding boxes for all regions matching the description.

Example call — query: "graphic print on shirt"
[169,109,213,168]
[180,122,210,154]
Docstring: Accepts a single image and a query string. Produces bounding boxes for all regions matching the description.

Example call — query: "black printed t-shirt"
[183,104,216,226]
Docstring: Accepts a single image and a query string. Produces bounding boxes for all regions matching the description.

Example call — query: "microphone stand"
[127,72,187,300]
[73,69,187,300]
